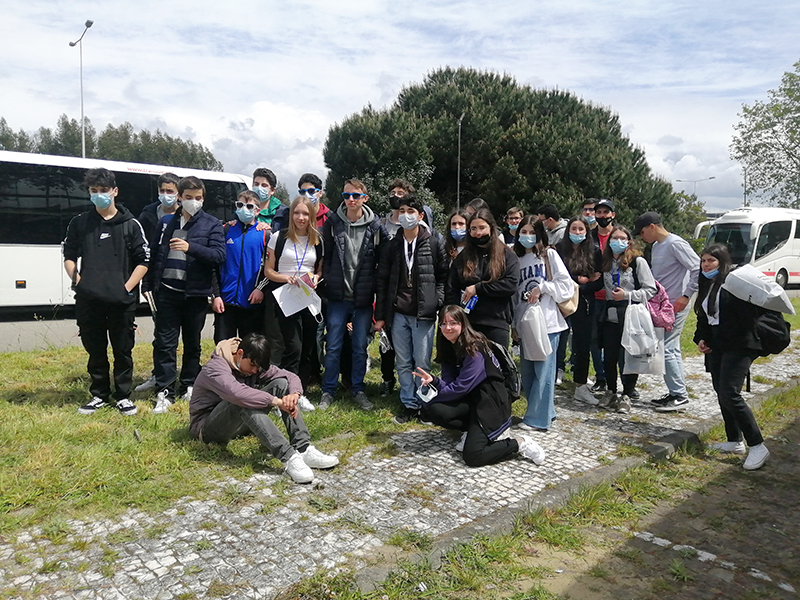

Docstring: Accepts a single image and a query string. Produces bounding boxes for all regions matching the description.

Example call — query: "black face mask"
[596,217,613,228]
[389,195,402,210]
[470,233,491,247]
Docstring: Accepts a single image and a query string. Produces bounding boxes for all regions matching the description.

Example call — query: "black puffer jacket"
[146,208,226,297]
[62,205,150,304]
[321,207,386,308]
[375,228,448,322]
[694,288,763,354]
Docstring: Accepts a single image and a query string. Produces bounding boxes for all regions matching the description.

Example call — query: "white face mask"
[181,199,202,216]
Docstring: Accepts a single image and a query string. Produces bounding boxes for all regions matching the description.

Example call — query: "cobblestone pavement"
[2,343,798,599]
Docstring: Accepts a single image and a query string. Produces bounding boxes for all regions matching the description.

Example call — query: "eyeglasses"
[440,321,460,329]
[235,201,257,210]
[341,192,365,200]
[581,207,595,213]
[390,191,407,198]
[299,188,320,196]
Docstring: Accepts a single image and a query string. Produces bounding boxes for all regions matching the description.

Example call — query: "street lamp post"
[69,19,94,159]
[456,112,465,210]
[675,176,715,196]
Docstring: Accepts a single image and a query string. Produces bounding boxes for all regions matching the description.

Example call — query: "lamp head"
[69,41,77,46]
[85,20,94,28]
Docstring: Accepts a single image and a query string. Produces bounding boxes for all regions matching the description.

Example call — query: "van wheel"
[776,269,788,289]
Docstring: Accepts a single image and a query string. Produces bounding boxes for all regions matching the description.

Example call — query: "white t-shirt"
[268,233,317,276]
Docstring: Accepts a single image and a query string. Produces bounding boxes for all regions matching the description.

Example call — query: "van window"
[755,221,792,261]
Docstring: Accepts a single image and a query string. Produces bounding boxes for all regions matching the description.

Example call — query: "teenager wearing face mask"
[555,216,603,405]
[598,225,656,413]
[271,173,329,234]
[445,209,470,265]
[503,207,524,245]
[210,190,269,343]
[147,176,226,414]
[375,194,449,423]
[589,198,616,393]
[134,172,181,393]
[514,216,574,431]
[445,208,519,347]
[64,168,150,416]
[252,167,282,229]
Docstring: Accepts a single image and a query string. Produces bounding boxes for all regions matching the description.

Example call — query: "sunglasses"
[341,192,366,200]
[235,201,257,210]
[299,188,320,196]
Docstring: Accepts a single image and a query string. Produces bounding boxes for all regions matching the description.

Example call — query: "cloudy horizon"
[1,0,798,213]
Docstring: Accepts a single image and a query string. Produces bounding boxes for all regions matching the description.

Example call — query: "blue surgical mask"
[518,234,537,249]
[159,193,177,208]
[254,186,271,201]
[236,206,256,223]
[451,228,467,241]
[585,215,596,225]
[569,233,586,244]
[90,192,113,210]
[399,213,420,230]
[509,223,519,231]
[702,268,719,279]
[609,239,629,254]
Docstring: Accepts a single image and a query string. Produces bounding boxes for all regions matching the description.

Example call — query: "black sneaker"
[78,396,108,415]
[626,389,640,400]
[393,406,419,425]
[651,393,673,406]
[380,380,395,397]
[591,380,607,393]
[654,396,689,412]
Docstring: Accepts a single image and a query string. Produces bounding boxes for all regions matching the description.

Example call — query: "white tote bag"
[516,302,552,361]
[621,298,657,356]
[623,327,665,375]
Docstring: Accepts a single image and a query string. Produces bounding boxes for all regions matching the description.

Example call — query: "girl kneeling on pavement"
[694,243,769,470]
[514,216,574,431]
[414,305,546,467]
[599,226,656,413]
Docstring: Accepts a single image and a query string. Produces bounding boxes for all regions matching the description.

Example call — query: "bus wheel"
[776,269,788,289]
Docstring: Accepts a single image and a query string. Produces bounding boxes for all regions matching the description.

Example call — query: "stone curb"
[354,375,800,594]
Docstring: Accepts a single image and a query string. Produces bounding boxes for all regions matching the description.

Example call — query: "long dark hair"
[556,216,596,277]
[460,208,507,281]
[601,225,641,272]
[435,305,490,365]
[695,243,732,316]
[513,215,549,258]
[445,208,470,261]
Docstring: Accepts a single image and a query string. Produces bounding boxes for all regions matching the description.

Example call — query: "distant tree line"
[0,115,223,172]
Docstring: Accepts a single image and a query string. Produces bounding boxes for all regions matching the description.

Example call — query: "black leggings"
[424,399,519,467]
[707,350,763,446]
[601,320,637,394]
[570,298,592,385]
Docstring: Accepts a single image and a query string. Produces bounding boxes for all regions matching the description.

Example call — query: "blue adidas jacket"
[218,222,268,307]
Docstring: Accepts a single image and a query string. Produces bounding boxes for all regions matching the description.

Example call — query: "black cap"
[595,198,615,212]
[633,211,662,236]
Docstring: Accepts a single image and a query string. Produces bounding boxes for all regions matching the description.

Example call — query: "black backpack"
[488,340,521,402]
[755,308,791,356]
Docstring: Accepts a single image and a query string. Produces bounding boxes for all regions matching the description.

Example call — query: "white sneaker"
[285,452,314,483]
[182,386,194,402]
[116,399,138,416]
[134,375,157,392]
[517,435,546,465]
[574,384,599,405]
[709,441,746,455]
[555,369,564,386]
[455,432,468,452]
[743,443,769,471]
[297,395,316,412]
[300,445,339,469]
[152,390,173,414]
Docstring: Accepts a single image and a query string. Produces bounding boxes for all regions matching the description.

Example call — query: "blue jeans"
[392,313,435,410]
[663,306,689,398]
[521,331,561,430]
[322,301,373,395]
[589,298,606,383]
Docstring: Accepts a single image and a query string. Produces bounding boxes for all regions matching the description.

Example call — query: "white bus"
[703,206,800,288]
[0,151,250,311]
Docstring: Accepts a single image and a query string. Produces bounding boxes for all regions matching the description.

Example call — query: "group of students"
[63,168,772,479]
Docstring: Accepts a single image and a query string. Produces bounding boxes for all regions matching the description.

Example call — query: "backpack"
[754,308,791,356]
[632,257,675,330]
[488,340,521,402]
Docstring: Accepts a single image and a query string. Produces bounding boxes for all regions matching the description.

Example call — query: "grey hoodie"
[337,203,376,301]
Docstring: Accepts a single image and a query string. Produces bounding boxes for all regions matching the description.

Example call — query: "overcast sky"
[1,0,798,212]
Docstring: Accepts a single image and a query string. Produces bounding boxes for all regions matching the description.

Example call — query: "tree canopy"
[0,115,223,171]
[323,67,677,228]
[731,60,800,207]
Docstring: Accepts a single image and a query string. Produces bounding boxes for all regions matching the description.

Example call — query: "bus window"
[755,221,791,261]
[794,220,800,239]
[707,223,752,265]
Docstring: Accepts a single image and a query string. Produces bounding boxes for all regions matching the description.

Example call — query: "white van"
[702,207,800,288]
